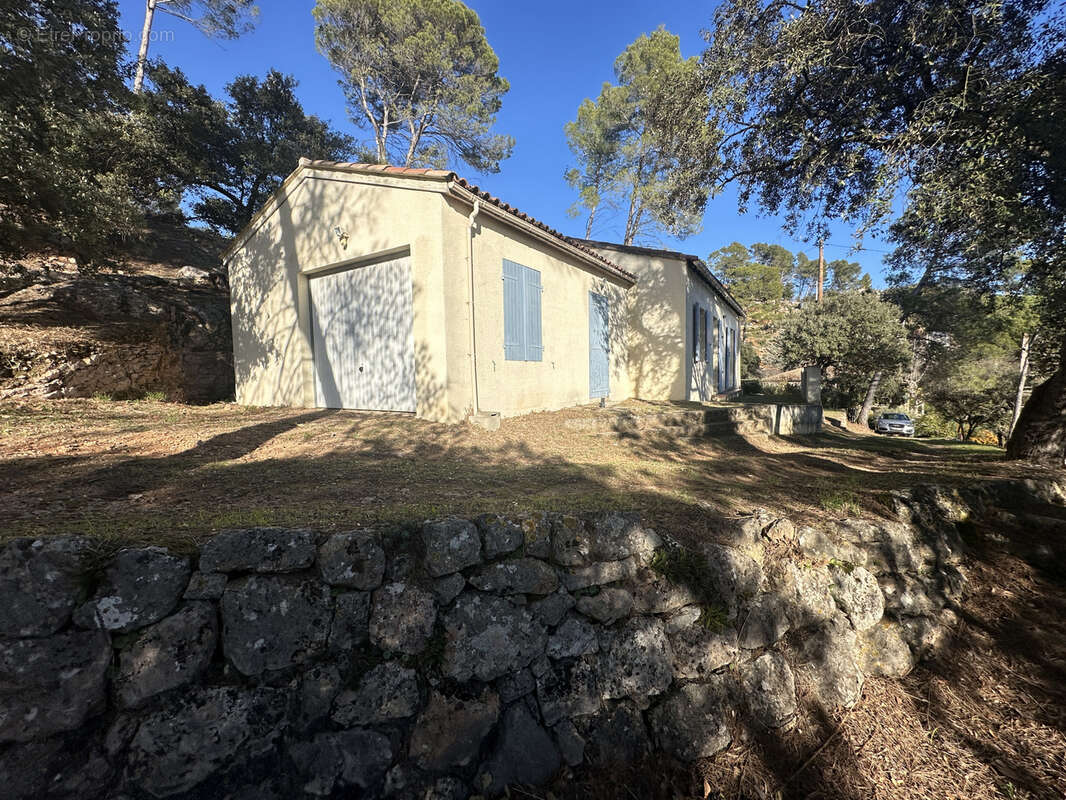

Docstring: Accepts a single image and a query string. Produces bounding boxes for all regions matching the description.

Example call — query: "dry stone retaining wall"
[2,478,1062,800]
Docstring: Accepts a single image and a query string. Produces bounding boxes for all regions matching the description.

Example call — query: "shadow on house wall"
[624,262,685,403]
[227,175,445,416]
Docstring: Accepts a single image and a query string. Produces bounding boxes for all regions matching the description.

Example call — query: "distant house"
[224,159,743,422]
[577,241,745,403]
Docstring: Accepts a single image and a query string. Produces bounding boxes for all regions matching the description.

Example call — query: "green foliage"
[313,0,513,172]
[827,259,872,293]
[914,409,956,439]
[925,345,1016,441]
[563,89,629,238]
[821,484,860,516]
[741,378,762,394]
[708,242,789,304]
[690,0,1064,460]
[707,240,870,307]
[140,66,355,235]
[564,27,715,244]
[740,339,761,378]
[827,557,855,574]
[887,285,1039,440]
[696,604,728,633]
[789,252,819,300]
[0,0,148,269]
[698,0,1060,240]
[750,242,795,283]
[776,291,910,406]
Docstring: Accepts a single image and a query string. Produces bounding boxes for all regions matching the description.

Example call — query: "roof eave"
[222,160,634,285]
[687,257,746,318]
[446,181,635,286]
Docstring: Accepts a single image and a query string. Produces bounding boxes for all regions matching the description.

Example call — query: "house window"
[503,259,543,361]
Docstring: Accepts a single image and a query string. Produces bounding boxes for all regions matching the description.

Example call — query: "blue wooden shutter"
[718,318,724,391]
[503,260,524,360]
[700,308,708,363]
[523,266,543,361]
[692,304,699,363]
[589,292,610,398]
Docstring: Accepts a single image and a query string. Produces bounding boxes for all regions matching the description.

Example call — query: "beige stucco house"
[223,159,634,423]
[577,241,745,403]
[224,159,743,422]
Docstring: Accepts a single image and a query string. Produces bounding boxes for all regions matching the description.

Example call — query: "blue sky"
[116,0,893,283]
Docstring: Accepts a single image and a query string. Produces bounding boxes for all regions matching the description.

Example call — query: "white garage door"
[309,255,416,412]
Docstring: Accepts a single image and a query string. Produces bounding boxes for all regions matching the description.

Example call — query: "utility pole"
[816,239,825,302]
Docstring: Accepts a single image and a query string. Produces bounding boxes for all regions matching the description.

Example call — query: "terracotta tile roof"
[302,160,454,179]
[299,160,636,284]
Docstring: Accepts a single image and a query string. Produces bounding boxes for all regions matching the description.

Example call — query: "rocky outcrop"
[1,479,1054,800]
[0,270,233,403]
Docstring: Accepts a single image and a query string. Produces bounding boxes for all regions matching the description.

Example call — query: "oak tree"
[1,0,149,269]
[692,0,1065,464]
[775,290,910,422]
[141,66,356,235]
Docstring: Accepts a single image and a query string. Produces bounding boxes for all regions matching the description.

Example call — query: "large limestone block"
[115,602,218,708]
[74,548,190,633]
[318,531,386,589]
[221,575,332,675]
[200,528,316,574]
[0,536,95,637]
[649,678,733,761]
[0,630,111,741]
[126,687,287,797]
[442,592,546,682]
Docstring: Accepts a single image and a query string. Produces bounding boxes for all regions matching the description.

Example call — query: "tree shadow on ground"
[1,403,1064,798]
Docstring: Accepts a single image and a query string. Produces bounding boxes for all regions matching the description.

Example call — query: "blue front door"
[589,291,610,399]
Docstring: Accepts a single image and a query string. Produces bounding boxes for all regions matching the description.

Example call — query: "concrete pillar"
[801,365,822,405]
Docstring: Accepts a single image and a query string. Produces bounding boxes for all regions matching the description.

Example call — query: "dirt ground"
[2,398,1064,800]
[0,398,1046,548]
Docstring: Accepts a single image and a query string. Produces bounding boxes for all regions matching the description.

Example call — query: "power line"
[822,241,894,255]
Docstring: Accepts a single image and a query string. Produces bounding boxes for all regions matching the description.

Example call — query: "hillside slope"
[0,219,234,403]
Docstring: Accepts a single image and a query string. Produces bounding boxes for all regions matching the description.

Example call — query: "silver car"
[874,412,914,436]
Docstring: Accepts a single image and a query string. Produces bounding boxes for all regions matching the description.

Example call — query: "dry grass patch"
[0,398,1045,550]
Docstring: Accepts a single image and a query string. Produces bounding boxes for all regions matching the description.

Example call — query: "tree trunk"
[1006,346,1066,467]
[1008,332,1031,440]
[584,202,597,239]
[623,196,641,246]
[133,0,158,94]
[857,370,883,428]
